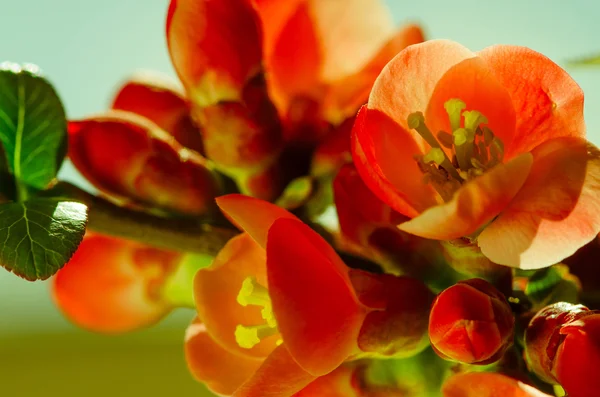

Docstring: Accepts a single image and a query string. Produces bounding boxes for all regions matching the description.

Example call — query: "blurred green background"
[1,1,599,395]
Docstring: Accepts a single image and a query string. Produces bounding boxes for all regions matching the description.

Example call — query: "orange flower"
[52,233,180,333]
[68,111,221,216]
[185,195,433,396]
[442,372,552,397]
[428,279,514,365]
[352,40,600,269]
[166,0,424,198]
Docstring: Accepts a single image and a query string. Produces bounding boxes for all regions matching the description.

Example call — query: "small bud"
[525,302,600,397]
[429,278,514,364]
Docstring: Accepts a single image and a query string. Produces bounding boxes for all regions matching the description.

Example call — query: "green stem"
[52,181,238,256]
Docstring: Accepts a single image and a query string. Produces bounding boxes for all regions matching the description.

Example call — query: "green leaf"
[525,264,580,307]
[0,62,68,200]
[0,198,88,280]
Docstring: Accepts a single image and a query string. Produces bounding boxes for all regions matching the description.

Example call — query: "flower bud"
[68,111,221,216]
[525,302,600,397]
[429,278,514,364]
[52,234,180,333]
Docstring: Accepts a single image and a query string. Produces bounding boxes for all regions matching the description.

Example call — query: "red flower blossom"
[185,195,433,396]
[352,40,600,269]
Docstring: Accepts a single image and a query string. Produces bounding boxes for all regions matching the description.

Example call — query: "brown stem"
[52,182,238,256]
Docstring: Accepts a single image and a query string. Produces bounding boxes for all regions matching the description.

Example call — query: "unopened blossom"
[352,39,600,269]
[53,233,181,333]
[525,302,600,397]
[429,278,514,364]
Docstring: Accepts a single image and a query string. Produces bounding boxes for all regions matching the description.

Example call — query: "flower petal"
[216,194,299,249]
[478,45,585,158]
[442,372,552,397]
[322,23,425,124]
[52,234,178,333]
[399,153,533,240]
[352,106,439,218]
[425,56,516,151]
[478,138,600,269]
[295,365,360,397]
[185,318,263,395]
[167,0,263,106]
[194,233,277,358]
[233,345,316,397]
[68,111,220,215]
[267,218,364,376]
[368,39,474,147]
[111,72,204,154]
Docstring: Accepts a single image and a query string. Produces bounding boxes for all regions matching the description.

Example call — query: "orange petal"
[194,233,278,358]
[399,153,534,240]
[265,0,323,115]
[167,0,263,106]
[266,0,396,116]
[323,23,425,124]
[233,344,316,397]
[442,372,552,397]
[215,194,299,249]
[368,39,474,149]
[252,0,306,60]
[68,111,220,216]
[478,138,600,269]
[185,318,263,395]
[111,72,204,154]
[295,365,360,397]
[425,56,516,151]
[52,234,178,333]
[478,45,585,158]
[352,106,439,218]
[267,218,364,376]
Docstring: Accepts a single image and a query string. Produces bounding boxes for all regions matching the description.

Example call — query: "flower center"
[234,276,281,349]
[407,99,505,202]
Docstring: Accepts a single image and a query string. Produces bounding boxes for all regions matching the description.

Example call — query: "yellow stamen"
[235,324,279,349]
[407,98,506,203]
[444,98,467,131]
[235,277,279,348]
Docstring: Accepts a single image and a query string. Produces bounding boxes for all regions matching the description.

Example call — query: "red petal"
[295,365,360,397]
[185,318,263,395]
[68,111,220,215]
[399,153,533,240]
[352,106,439,218]
[193,233,277,358]
[266,218,365,376]
[52,234,178,333]
[478,138,600,269]
[111,72,204,154]
[555,314,600,397]
[368,39,474,147]
[167,0,263,106]
[215,194,299,249]
[233,345,316,397]
[478,45,585,159]
[425,56,516,152]
[442,372,552,397]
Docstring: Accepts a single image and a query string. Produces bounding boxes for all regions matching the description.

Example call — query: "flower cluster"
[49,0,600,396]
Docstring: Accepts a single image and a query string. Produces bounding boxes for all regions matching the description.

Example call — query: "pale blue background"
[0,0,599,395]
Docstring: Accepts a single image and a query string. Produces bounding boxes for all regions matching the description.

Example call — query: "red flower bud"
[525,302,600,397]
[429,278,514,364]
[68,111,221,215]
